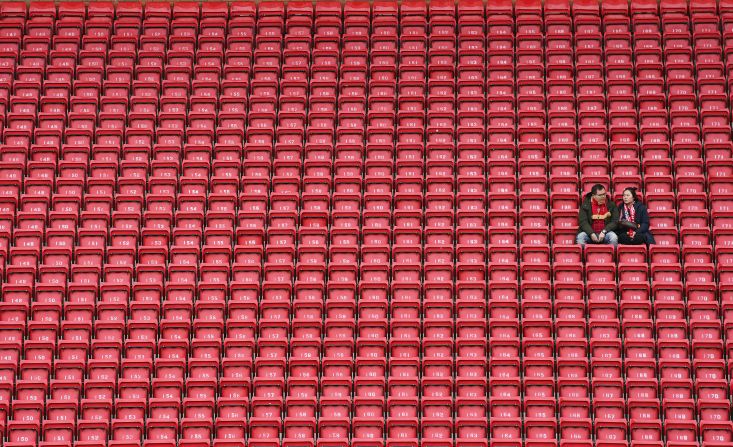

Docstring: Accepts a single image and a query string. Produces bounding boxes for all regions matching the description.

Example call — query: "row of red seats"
[0,0,730,21]
[0,168,729,202]
[2,256,733,283]
[0,418,728,447]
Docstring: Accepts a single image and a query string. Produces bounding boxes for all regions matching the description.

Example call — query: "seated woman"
[617,187,655,245]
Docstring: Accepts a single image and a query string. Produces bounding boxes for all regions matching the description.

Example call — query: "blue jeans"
[577,231,618,247]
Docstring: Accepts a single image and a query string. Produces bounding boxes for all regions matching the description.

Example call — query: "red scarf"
[591,199,608,234]
[623,203,636,237]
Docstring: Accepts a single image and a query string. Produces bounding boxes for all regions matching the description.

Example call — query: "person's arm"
[604,202,620,233]
[637,204,650,233]
[578,206,595,235]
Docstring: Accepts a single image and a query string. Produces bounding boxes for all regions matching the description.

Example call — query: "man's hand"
[590,233,600,243]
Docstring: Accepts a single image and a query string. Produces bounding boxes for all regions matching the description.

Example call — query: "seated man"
[576,184,619,247]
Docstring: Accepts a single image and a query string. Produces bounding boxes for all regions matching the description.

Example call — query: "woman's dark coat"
[617,200,655,245]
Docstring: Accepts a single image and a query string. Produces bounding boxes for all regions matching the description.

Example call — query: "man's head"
[591,184,607,204]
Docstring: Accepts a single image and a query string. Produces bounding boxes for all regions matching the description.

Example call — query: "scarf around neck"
[591,198,608,234]
[623,202,636,237]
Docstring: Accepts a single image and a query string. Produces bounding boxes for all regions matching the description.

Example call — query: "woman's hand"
[630,231,636,239]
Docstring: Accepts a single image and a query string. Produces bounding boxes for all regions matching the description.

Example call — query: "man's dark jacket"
[577,192,619,235]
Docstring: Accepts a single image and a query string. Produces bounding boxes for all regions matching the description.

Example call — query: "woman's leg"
[617,233,633,245]
[631,233,647,245]
[618,232,646,245]
[643,232,656,245]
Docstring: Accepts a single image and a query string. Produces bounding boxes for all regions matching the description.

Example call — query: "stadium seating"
[0,0,732,445]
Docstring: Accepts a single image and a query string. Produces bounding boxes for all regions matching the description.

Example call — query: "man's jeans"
[577,231,619,247]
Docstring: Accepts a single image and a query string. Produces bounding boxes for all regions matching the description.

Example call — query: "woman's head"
[623,187,638,205]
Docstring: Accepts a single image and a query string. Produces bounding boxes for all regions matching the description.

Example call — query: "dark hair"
[623,187,639,202]
[591,184,606,195]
